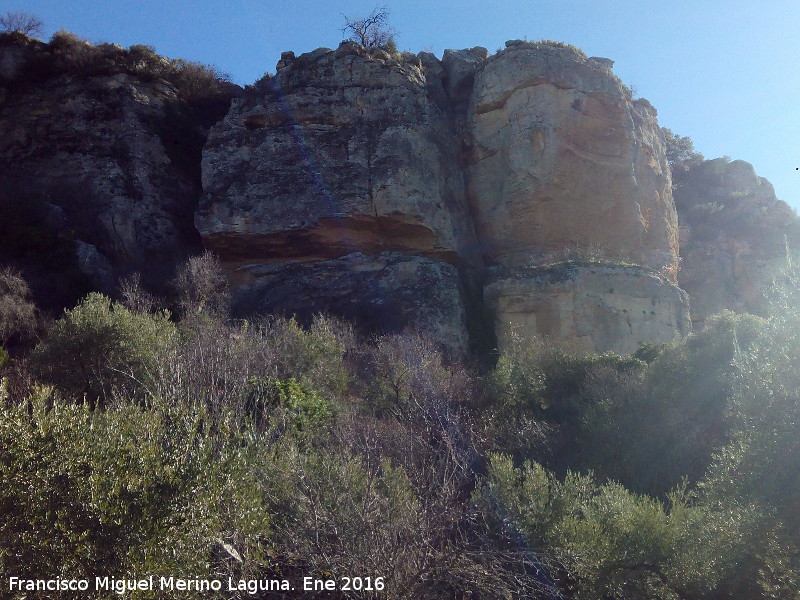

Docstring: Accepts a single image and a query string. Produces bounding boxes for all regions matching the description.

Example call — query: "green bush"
[243,376,332,442]
[485,336,643,459]
[31,293,176,406]
[263,315,350,403]
[578,311,766,495]
[0,391,270,594]
[481,454,749,600]
[697,273,800,597]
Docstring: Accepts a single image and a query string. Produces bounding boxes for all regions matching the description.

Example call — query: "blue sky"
[8,0,800,210]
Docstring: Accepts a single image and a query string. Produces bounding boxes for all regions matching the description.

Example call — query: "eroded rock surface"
[232,252,467,351]
[0,34,696,354]
[675,158,800,326]
[486,262,690,354]
[467,42,678,279]
[198,44,475,267]
[199,40,689,353]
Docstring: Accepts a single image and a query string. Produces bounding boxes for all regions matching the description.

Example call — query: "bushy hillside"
[1,255,798,599]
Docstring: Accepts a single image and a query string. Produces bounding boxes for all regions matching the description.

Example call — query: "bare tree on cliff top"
[0,11,44,37]
[341,6,396,48]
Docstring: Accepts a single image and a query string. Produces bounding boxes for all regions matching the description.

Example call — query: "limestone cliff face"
[1,33,693,354]
[486,262,690,354]
[199,43,475,266]
[675,158,800,326]
[467,42,678,278]
[197,41,688,352]
[197,40,688,353]
[198,44,476,347]
[0,34,229,301]
[0,74,199,276]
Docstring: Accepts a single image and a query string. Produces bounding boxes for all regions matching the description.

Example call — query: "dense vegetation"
[1,254,798,599]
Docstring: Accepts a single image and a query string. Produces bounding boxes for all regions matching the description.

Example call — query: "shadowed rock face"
[674,158,800,326]
[232,252,467,351]
[198,40,689,353]
[0,42,206,297]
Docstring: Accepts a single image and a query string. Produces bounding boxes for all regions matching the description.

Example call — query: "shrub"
[484,335,643,460]
[170,59,230,104]
[0,390,270,592]
[263,449,427,598]
[149,313,349,431]
[0,268,38,346]
[242,376,332,442]
[30,293,176,406]
[480,454,750,600]
[662,127,704,169]
[174,250,230,318]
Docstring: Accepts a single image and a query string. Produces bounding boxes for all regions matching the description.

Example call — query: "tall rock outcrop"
[467,41,678,277]
[199,43,475,265]
[199,44,474,347]
[674,158,800,326]
[198,40,689,353]
[0,33,233,306]
[465,41,685,351]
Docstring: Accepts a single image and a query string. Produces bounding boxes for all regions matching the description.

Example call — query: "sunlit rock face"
[467,41,679,280]
[198,40,689,353]
[674,158,800,327]
[198,43,476,267]
[485,262,691,354]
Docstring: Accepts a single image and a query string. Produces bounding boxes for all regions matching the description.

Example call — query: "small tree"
[662,127,704,168]
[0,268,38,346]
[341,6,396,48]
[174,251,230,317]
[0,11,44,37]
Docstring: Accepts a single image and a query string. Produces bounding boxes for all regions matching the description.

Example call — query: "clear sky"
[8,0,800,210]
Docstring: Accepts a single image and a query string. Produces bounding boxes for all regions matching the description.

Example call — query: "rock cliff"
[198,40,688,352]
[0,33,233,305]
[674,158,800,326]
[18,34,793,355]
[467,42,678,278]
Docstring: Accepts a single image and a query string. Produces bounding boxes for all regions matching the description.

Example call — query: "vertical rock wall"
[675,158,800,327]
[467,42,678,277]
[197,40,690,353]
